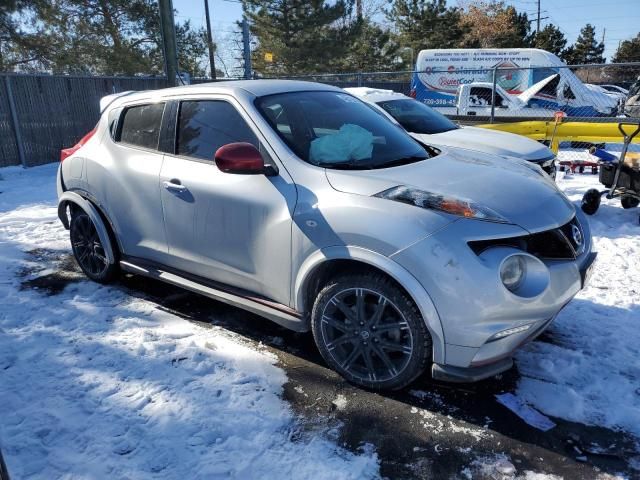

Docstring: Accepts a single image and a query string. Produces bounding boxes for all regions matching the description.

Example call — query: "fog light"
[500,255,526,291]
[489,324,532,341]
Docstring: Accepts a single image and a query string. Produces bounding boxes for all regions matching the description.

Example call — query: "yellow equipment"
[479,120,640,153]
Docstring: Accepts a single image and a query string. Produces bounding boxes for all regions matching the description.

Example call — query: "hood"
[517,74,559,105]
[416,126,554,162]
[325,147,574,233]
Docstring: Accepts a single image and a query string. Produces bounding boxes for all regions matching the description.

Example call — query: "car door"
[159,97,297,305]
[101,101,169,262]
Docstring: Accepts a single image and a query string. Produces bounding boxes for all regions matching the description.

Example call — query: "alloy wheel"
[70,214,109,277]
[320,288,414,383]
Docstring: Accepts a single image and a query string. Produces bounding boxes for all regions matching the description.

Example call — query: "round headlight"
[500,255,526,292]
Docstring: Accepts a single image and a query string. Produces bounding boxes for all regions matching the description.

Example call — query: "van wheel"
[70,212,118,283]
[311,272,431,391]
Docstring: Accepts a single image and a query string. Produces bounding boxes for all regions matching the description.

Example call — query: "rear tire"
[581,189,601,215]
[70,211,118,283]
[311,272,432,391]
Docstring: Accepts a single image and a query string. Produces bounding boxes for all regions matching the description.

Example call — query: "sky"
[173,0,640,74]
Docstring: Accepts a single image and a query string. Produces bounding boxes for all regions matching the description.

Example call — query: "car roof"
[344,87,409,104]
[102,80,346,113]
[112,80,343,105]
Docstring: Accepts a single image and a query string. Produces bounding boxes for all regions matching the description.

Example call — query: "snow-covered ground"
[0,158,639,479]
[515,154,640,441]
[0,164,379,479]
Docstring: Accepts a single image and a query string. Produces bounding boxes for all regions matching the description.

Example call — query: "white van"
[411,48,617,117]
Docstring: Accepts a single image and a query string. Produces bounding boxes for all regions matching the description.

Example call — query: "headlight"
[375,186,509,223]
[500,255,526,291]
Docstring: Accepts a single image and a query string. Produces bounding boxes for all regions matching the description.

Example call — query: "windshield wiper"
[373,155,429,169]
[318,155,429,170]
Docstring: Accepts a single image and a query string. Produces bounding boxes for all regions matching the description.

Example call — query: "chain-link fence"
[272,63,640,124]
[0,73,170,167]
[1,63,639,168]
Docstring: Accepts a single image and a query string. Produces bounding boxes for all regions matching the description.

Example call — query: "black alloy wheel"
[70,212,118,283]
[312,273,431,390]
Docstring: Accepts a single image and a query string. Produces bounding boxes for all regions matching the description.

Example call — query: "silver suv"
[57,80,596,390]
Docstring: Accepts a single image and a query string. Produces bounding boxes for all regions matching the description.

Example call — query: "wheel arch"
[294,246,445,364]
[58,191,117,265]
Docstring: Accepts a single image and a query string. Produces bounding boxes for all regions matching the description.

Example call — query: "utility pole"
[204,0,216,80]
[601,28,606,45]
[158,0,179,86]
[242,17,252,79]
[536,0,541,35]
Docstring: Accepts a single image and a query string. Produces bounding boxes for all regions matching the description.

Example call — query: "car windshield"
[256,91,432,169]
[376,99,458,135]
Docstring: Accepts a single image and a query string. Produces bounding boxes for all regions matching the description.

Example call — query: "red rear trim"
[60,128,97,162]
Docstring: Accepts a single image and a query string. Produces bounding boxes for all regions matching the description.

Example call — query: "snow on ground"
[515,161,640,440]
[1,155,639,479]
[0,164,379,479]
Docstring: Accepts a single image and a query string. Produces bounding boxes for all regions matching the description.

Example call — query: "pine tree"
[612,33,640,63]
[386,0,465,55]
[0,0,50,72]
[563,24,605,65]
[244,0,351,75]
[341,18,401,72]
[1,0,208,75]
[533,24,567,56]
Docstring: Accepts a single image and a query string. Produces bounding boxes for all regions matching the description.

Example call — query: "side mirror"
[214,142,266,175]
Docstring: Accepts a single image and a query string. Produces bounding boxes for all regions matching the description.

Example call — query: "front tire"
[311,272,432,391]
[70,211,118,283]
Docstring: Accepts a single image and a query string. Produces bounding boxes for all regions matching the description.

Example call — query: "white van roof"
[416,48,566,71]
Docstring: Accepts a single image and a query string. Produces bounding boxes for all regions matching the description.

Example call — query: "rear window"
[118,103,165,150]
[377,99,458,134]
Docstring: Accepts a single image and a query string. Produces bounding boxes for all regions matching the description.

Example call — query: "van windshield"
[377,99,459,134]
[256,91,432,170]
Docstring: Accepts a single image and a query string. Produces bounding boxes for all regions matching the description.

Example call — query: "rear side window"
[118,103,165,150]
[176,100,258,160]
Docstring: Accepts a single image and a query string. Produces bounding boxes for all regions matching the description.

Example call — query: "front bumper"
[391,210,594,379]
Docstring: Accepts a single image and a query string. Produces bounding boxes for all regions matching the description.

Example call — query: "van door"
[159,98,296,305]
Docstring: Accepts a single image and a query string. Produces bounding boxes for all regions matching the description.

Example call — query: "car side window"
[118,103,165,150]
[176,100,258,160]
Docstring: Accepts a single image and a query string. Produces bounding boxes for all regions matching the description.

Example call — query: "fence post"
[357,72,363,87]
[4,76,27,168]
[490,67,497,124]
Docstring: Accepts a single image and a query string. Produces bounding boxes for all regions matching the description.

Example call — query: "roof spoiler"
[99,91,138,114]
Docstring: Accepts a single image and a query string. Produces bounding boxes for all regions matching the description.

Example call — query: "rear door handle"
[163,179,187,193]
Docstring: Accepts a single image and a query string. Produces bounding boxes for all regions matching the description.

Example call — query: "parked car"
[624,78,640,118]
[585,83,627,107]
[57,80,596,390]
[598,84,629,97]
[346,87,557,178]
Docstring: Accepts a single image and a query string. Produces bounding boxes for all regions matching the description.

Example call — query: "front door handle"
[163,179,187,193]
